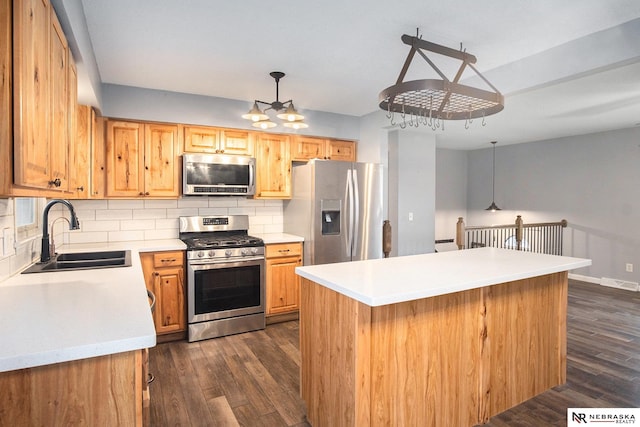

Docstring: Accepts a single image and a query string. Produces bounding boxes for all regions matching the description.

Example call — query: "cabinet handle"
[48,178,61,187]
[154,272,159,276]
[76,186,84,191]
[279,249,291,253]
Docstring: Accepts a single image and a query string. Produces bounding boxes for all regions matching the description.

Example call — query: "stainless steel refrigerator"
[283,159,384,266]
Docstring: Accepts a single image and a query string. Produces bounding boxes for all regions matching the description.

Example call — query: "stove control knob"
[241,248,249,256]
[208,250,215,257]
[250,247,259,255]
[197,251,204,258]
[225,249,233,257]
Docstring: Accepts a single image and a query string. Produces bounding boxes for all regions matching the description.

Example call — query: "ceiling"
[79,0,640,149]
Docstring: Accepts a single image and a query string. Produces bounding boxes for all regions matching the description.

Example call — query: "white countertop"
[295,247,592,306]
[255,232,304,244]
[0,239,186,372]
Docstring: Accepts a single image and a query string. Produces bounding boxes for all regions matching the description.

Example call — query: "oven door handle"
[188,256,265,266]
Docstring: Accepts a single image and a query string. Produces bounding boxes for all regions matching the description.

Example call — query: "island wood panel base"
[0,350,144,427]
[299,271,568,427]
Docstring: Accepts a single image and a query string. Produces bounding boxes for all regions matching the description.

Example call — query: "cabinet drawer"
[266,243,302,258]
[152,251,184,268]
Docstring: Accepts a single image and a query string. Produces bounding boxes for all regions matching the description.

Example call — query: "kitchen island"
[295,247,591,427]
[0,239,185,427]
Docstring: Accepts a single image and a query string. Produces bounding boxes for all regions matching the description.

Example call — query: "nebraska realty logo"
[568,408,639,425]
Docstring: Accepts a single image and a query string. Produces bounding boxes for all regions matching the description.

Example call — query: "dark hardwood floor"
[149,280,640,426]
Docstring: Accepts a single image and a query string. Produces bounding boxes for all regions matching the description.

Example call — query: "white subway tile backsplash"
[166,208,199,218]
[58,198,283,250]
[96,209,133,220]
[120,220,156,231]
[208,198,239,208]
[108,230,145,242]
[108,200,144,209]
[144,200,178,209]
[197,207,228,216]
[177,198,209,208]
[144,229,178,240]
[228,207,256,216]
[155,218,179,229]
[77,220,120,232]
[68,231,109,244]
[132,209,167,220]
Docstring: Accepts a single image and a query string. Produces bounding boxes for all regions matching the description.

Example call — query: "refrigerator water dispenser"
[321,199,341,235]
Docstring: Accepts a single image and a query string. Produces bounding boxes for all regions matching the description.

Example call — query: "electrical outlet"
[626,263,634,273]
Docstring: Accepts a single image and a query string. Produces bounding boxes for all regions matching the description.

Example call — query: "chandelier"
[379,33,504,130]
[242,71,308,130]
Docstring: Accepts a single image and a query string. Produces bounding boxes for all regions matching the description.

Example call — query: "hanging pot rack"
[379,34,504,126]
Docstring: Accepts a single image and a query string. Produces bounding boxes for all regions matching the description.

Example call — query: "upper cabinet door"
[220,129,254,155]
[254,134,291,199]
[183,125,220,153]
[291,136,326,161]
[106,120,145,197]
[13,0,51,189]
[145,123,180,197]
[48,9,69,190]
[326,139,356,162]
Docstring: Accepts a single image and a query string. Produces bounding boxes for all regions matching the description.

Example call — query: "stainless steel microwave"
[182,153,256,196]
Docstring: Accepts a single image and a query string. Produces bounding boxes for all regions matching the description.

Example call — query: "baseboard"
[569,273,639,292]
[569,273,599,284]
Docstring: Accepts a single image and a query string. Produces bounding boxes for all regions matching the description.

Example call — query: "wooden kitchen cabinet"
[183,125,254,155]
[254,133,291,199]
[2,0,78,196]
[106,120,180,198]
[12,0,72,192]
[266,242,302,318]
[0,350,146,426]
[0,0,12,194]
[140,251,186,339]
[291,136,356,162]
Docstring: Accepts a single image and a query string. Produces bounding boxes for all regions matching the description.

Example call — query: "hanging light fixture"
[379,31,504,130]
[242,71,308,129]
[486,141,501,212]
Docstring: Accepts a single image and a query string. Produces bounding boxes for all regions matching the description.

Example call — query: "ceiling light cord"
[486,141,501,211]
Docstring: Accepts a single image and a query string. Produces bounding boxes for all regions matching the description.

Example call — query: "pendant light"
[242,71,308,129]
[486,141,501,211]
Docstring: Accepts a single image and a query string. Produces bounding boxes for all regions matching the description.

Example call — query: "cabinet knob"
[154,272,159,276]
[48,178,61,187]
[76,186,84,191]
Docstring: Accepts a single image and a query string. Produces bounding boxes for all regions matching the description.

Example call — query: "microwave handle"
[249,162,256,193]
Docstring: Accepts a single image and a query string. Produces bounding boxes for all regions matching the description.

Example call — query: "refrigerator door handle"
[345,168,354,255]
[352,168,360,256]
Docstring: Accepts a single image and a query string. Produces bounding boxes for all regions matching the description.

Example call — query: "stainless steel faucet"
[40,199,81,263]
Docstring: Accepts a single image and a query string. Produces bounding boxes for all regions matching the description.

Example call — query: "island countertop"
[0,239,186,372]
[295,247,592,306]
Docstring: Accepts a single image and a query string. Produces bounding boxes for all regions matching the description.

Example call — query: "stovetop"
[181,232,264,250]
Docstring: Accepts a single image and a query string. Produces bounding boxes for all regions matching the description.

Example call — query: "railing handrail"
[456,215,568,254]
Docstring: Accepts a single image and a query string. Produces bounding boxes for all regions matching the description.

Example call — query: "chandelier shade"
[242,71,308,129]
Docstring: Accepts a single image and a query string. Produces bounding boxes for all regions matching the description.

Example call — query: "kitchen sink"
[22,250,132,274]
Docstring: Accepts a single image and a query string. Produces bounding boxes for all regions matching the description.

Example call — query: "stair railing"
[456,215,567,255]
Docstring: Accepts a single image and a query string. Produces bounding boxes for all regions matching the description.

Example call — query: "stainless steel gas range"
[179,215,265,342]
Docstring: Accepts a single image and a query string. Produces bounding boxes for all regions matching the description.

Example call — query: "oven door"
[187,257,265,323]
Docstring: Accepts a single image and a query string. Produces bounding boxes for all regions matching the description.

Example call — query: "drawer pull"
[279,249,291,253]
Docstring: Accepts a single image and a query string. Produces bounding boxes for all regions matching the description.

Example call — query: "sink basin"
[22,250,132,274]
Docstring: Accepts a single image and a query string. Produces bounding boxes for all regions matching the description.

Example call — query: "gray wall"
[464,127,640,283]
[435,149,468,244]
[388,130,436,256]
